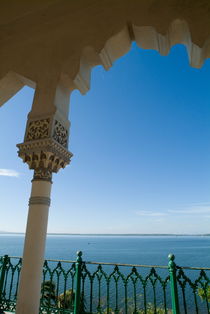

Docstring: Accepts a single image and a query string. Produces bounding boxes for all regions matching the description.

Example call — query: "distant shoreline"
[0,232,209,237]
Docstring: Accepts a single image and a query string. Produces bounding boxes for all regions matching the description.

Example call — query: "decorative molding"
[73,73,89,95]
[29,196,51,206]
[33,169,52,182]
[72,20,210,98]
[17,138,73,175]
[99,48,112,70]
[26,118,50,141]
[53,120,68,148]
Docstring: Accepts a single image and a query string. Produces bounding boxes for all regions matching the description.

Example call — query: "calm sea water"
[1,235,210,313]
[0,234,209,267]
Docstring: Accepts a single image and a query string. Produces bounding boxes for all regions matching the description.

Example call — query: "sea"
[1,235,210,313]
[0,234,209,267]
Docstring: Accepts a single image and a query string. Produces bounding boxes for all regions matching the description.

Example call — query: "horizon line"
[0,231,210,236]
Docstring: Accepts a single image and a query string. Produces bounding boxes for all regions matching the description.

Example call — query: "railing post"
[168,253,180,314]
[74,251,83,314]
[0,255,9,305]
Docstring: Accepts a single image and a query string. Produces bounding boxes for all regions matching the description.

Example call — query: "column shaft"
[16,178,52,314]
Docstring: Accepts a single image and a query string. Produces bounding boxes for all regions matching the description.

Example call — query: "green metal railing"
[0,252,210,313]
[0,254,21,312]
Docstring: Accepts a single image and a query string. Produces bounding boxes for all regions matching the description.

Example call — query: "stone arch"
[73,19,210,95]
[0,0,210,107]
[0,71,35,107]
[1,18,209,108]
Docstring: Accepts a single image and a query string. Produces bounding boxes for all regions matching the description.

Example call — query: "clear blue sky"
[1,43,210,234]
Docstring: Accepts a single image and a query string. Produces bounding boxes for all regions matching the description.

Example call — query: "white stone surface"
[0,0,209,107]
[15,179,52,314]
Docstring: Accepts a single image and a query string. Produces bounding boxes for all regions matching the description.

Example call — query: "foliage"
[41,280,86,312]
[41,281,171,313]
[101,301,172,314]
[137,303,172,314]
[98,293,172,314]
[41,281,56,307]
[101,304,172,314]
[198,285,210,302]
[57,289,74,310]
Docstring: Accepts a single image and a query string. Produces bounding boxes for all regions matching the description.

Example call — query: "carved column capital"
[17,139,72,180]
[33,168,53,182]
[17,116,73,181]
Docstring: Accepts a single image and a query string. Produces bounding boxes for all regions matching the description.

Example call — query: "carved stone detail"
[26,119,50,141]
[33,168,52,182]
[53,120,68,148]
[29,196,51,206]
[17,139,73,180]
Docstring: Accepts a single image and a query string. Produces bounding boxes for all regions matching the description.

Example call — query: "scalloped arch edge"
[73,19,210,95]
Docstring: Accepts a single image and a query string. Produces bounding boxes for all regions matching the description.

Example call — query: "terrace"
[0,1,210,313]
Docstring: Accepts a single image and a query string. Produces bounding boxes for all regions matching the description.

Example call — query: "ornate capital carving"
[26,118,50,141]
[33,168,52,182]
[25,118,69,149]
[17,138,73,179]
[53,120,68,148]
[18,114,72,180]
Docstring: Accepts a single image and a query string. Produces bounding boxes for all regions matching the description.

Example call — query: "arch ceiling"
[0,0,209,105]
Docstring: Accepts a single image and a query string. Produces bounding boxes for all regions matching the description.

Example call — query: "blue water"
[1,235,210,313]
[0,234,209,267]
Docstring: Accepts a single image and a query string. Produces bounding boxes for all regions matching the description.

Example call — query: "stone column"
[15,169,52,314]
[15,78,73,314]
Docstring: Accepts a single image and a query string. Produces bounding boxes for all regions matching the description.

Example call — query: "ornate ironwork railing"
[0,252,210,313]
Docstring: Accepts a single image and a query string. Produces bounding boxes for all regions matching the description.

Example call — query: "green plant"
[41,280,56,307]
[101,305,172,314]
[137,303,172,314]
[41,280,86,312]
[126,303,172,314]
[198,285,210,302]
[57,289,74,310]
